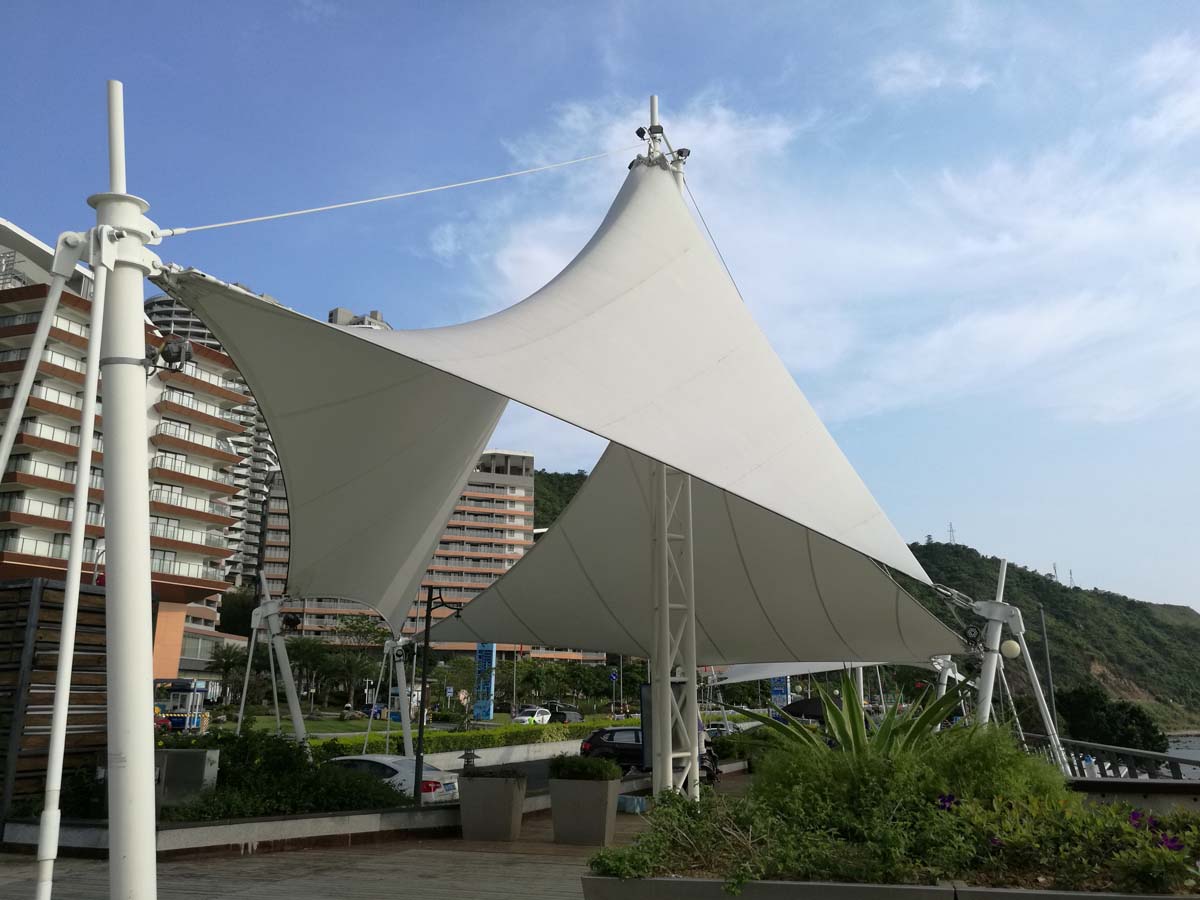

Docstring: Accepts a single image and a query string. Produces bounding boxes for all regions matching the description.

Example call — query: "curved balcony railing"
[148,488,231,519]
[150,555,226,582]
[177,361,246,395]
[148,520,227,550]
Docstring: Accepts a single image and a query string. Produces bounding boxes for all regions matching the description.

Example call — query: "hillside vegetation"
[530,469,1200,728]
[906,542,1200,728]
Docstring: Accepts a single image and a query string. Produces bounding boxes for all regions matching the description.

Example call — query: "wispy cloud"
[869,51,990,96]
[1128,33,1200,146]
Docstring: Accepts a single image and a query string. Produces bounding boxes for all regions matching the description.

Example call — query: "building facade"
[0,223,247,681]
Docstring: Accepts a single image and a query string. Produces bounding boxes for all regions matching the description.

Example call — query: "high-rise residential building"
[143,293,281,589]
[327,307,391,330]
[0,222,248,681]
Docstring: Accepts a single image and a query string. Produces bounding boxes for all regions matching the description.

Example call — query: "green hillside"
[530,469,1200,728]
[905,542,1200,729]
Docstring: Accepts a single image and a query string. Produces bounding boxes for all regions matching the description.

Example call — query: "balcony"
[149,555,230,591]
[156,362,249,407]
[0,383,101,425]
[0,347,87,387]
[149,421,240,464]
[13,421,104,462]
[0,495,104,535]
[148,488,235,527]
[153,389,246,434]
[148,453,237,496]
[148,521,233,558]
[2,457,103,498]
[0,311,90,350]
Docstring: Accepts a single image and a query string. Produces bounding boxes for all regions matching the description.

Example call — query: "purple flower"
[937,794,959,811]
[1130,810,1147,829]
[989,836,1005,848]
[1159,834,1184,852]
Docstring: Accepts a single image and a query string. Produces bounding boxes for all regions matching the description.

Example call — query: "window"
[610,730,640,744]
[153,482,183,496]
[151,549,177,562]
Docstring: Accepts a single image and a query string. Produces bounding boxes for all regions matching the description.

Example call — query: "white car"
[512,707,551,725]
[326,755,459,804]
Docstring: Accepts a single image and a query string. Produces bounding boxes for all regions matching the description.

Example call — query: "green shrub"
[323,719,614,756]
[538,723,570,743]
[591,726,1200,893]
[549,754,621,781]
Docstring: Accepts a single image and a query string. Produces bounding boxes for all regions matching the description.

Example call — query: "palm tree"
[207,643,248,706]
[327,650,377,707]
[285,636,329,709]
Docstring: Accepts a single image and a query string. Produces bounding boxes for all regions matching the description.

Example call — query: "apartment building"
[144,293,281,589]
[0,223,248,680]
[276,447,603,663]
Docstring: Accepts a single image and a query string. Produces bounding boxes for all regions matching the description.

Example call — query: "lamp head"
[1000,640,1021,660]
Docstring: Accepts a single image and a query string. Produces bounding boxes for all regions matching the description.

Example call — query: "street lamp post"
[413,584,461,806]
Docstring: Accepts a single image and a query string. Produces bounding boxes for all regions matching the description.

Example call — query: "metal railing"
[0,495,104,526]
[18,421,104,452]
[0,347,87,374]
[148,488,231,519]
[159,389,241,425]
[0,382,99,414]
[0,311,89,339]
[153,421,237,455]
[148,520,227,550]
[5,456,103,488]
[1024,733,1200,781]
[177,361,246,395]
[0,535,98,562]
[149,453,234,485]
[150,555,226,582]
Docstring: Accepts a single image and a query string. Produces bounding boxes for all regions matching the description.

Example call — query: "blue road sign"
[610,671,618,681]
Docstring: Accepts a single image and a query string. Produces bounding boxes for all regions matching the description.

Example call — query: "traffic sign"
[610,671,618,682]
[445,684,453,697]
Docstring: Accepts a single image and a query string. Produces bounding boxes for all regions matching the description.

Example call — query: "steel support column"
[650,461,700,799]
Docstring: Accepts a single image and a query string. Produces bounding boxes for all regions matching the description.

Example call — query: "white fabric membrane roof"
[157,154,962,665]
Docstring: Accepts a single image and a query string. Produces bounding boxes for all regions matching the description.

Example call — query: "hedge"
[313,719,626,757]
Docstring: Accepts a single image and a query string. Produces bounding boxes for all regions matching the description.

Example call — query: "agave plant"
[730,671,964,758]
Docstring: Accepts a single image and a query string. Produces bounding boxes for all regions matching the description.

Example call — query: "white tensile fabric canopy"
[432,443,958,664]
[157,153,962,664]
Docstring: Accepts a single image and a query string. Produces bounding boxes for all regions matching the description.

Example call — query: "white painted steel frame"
[650,462,700,799]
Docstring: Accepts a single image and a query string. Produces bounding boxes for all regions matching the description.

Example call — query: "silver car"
[327,754,459,804]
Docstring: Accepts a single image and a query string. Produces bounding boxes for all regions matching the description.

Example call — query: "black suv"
[580,726,718,783]
[545,700,584,723]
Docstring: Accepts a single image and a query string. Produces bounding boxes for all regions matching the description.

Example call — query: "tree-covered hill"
[907,542,1200,725]
[533,469,588,528]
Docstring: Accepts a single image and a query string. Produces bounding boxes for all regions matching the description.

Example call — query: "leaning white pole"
[93,79,158,900]
[975,559,1007,725]
[0,268,69,475]
[35,257,108,900]
[1015,631,1068,771]
[259,573,308,745]
[362,644,389,753]
[391,640,414,756]
[235,616,259,735]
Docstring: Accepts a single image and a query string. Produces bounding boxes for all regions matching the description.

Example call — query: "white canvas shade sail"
[158,154,961,662]
[432,444,961,664]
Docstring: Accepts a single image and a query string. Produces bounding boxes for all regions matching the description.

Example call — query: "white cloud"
[1128,33,1200,146]
[869,51,990,96]
[429,223,460,262]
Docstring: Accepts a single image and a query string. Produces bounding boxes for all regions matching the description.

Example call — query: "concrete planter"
[458,775,526,841]
[582,878,1160,899]
[550,778,620,846]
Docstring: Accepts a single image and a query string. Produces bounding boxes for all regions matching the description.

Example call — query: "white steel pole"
[259,574,308,745]
[975,560,1008,725]
[1016,632,1068,771]
[393,643,417,763]
[651,461,672,795]
[362,645,389,753]
[678,474,700,801]
[266,632,281,734]
[0,269,70,475]
[853,667,865,708]
[35,256,108,900]
[92,79,158,900]
[235,621,258,735]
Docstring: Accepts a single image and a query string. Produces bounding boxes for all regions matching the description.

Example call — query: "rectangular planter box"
[582,877,953,899]
[458,776,526,841]
[550,778,619,846]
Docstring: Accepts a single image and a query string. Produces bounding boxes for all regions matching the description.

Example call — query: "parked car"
[579,726,719,784]
[549,708,584,723]
[512,707,551,725]
[325,755,458,803]
[705,722,741,739]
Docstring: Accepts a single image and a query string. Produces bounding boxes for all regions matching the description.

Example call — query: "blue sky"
[5,2,1199,608]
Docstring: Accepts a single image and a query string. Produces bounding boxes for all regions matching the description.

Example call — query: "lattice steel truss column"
[650,461,700,799]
